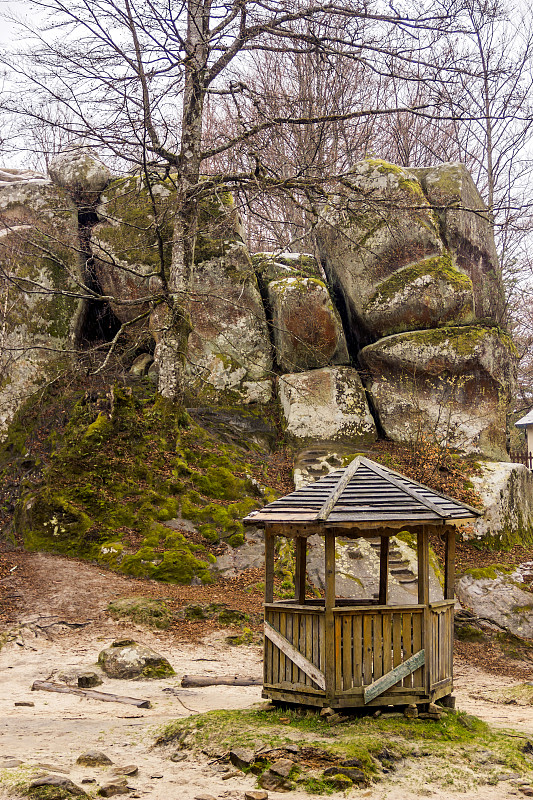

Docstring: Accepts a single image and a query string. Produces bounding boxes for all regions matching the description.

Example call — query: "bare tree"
[2,0,504,400]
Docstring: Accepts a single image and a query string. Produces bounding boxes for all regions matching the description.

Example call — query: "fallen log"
[31,681,151,708]
[181,675,262,688]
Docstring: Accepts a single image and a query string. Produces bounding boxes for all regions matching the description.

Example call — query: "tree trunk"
[157,0,211,400]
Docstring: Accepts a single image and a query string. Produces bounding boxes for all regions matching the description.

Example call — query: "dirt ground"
[0,549,533,800]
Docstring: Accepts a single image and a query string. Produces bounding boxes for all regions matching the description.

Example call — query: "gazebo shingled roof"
[244,455,480,529]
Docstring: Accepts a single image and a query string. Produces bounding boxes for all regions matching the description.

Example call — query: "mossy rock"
[98,640,175,679]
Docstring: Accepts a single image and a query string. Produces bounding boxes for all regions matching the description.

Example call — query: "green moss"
[142,661,175,678]
[97,175,241,272]
[462,564,513,580]
[154,706,533,794]
[10,381,274,584]
[364,252,472,308]
[107,597,174,629]
[28,787,85,800]
[455,624,485,642]
[375,324,518,360]
[364,158,427,200]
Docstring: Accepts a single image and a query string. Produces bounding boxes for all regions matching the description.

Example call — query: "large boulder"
[0,176,84,437]
[360,325,516,459]
[410,162,505,324]
[175,244,273,403]
[93,176,272,402]
[267,276,349,371]
[315,158,445,344]
[279,366,377,443]
[49,145,111,207]
[467,461,533,545]
[92,175,174,324]
[98,639,175,679]
[361,252,475,338]
[456,571,533,640]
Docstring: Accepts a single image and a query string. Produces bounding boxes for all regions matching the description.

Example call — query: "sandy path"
[0,551,533,799]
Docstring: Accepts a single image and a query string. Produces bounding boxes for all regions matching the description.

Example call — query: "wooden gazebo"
[243,456,480,709]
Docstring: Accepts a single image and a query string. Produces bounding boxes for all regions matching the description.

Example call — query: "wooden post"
[295,536,307,604]
[265,527,275,604]
[444,527,456,600]
[417,526,429,606]
[324,531,336,700]
[379,535,389,605]
[444,526,456,693]
[417,526,430,694]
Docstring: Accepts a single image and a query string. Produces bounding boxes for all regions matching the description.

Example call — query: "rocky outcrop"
[252,251,322,285]
[315,159,445,344]
[91,175,173,324]
[315,159,504,343]
[456,571,533,639]
[178,244,273,403]
[468,460,533,544]
[361,253,475,338]
[360,325,516,459]
[94,176,272,402]
[279,367,377,443]
[268,276,349,371]
[0,176,83,436]
[410,162,505,323]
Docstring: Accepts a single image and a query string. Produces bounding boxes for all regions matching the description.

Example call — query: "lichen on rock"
[315,158,443,344]
[268,276,349,371]
[362,251,475,337]
[0,179,84,438]
[360,325,517,460]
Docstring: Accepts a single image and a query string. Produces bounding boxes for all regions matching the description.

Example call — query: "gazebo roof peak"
[244,454,481,529]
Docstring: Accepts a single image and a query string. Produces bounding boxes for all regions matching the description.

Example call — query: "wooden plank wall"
[429,602,454,686]
[264,602,454,696]
[264,607,325,689]
[334,608,425,692]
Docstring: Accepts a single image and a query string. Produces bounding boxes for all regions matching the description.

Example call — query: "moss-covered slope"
[6,381,279,584]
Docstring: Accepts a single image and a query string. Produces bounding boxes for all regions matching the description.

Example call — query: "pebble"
[245,792,268,800]
[270,758,294,778]
[98,778,129,797]
[108,765,138,777]
[170,752,187,763]
[194,795,217,800]
[77,751,113,767]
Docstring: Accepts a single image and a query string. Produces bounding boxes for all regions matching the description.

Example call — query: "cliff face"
[0,150,526,566]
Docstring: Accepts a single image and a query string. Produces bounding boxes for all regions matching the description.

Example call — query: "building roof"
[516,409,533,428]
[244,456,481,530]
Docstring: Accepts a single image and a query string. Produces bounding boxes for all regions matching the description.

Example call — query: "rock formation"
[0,174,84,434]
[0,147,528,557]
[315,159,515,460]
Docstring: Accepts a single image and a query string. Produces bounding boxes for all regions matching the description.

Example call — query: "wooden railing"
[264,600,454,700]
[510,449,533,469]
